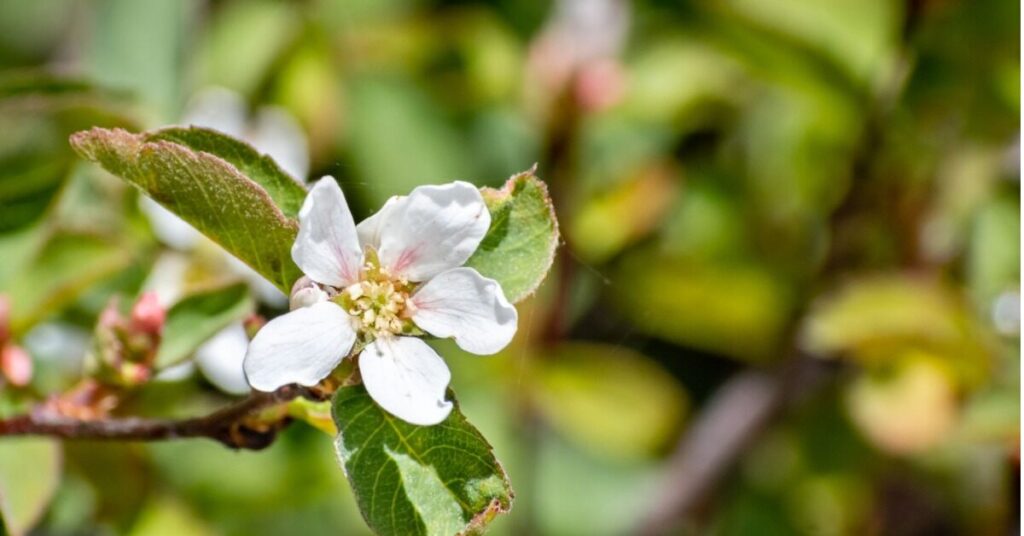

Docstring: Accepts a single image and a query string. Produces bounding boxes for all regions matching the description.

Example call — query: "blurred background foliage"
[0,0,1018,534]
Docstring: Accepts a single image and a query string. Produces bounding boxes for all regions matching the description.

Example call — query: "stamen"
[341,248,416,339]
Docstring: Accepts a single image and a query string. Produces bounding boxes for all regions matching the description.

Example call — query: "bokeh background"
[0,0,1019,534]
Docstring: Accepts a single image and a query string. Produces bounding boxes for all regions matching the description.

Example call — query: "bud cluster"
[89,292,166,387]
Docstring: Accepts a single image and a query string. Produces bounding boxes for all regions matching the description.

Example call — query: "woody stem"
[0,384,317,450]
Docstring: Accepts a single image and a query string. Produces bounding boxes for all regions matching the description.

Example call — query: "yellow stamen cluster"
[336,252,416,340]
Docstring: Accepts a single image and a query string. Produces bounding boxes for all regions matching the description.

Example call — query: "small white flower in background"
[244,178,518,425]
[194,323,252,395]
[141,86,310,308]
[142,87,312,395]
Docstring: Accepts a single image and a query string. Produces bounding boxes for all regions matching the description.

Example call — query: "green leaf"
[332,385,513,536]
[69,127,305,293]
[465,170,559,303]
[0,73,135,233]
[1,232,136,335]
[0,438,62,536]
[611,250,792,362]
[156,283,255,369]
[346,76,477,207]
[146,127,306,217]
[800,275,990,387]
[533,343,688,460]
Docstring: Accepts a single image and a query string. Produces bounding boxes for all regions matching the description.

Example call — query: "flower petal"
[412,268,518,355]
[139,197,203,250]
[223,253,288,307]
[243,301,355,391]
[359,336,453,425]
[356,194,404,251]
[377,181,490,282]
[248,106,310,182]
[195,323,251,395]
[182,86,248,137]
[292,177,364,287]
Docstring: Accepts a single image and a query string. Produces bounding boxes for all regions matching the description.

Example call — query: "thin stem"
[0,385,314,450]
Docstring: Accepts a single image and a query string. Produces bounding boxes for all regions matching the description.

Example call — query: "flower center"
[336,249,416,339]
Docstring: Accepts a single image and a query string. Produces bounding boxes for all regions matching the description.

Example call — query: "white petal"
[247,106,310,182]
[412,268,518,355]
[142,252,190,307]
[222,252,288,307]
[195,323,251,395]
[289,281,328,310]
[154,360,196,382]
[139,197,203,251]
[243,301,355,391]
[292,177,364,287]
[377,181,490,282]
[359,337,453,425]
[182,87,247,137]
[356,195,404,251]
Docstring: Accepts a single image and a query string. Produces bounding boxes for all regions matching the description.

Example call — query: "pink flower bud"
[243,314,266,339]
[1,344,32,387]
[131,292,165,335]
[120,362,151,385]
[575,59,625,113]
[99,300,122,330]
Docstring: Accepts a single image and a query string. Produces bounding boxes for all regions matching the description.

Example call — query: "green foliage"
[156,283,254,370]
[1,232,135,335]
[346,77,477,208]
[800,276,990,387]
[612,250,792,362]
[465,170,559,303]
[533,343,687,460]
[70,127,305,294]
[0,438,61,536]
[0,73,134,233]
[332,385,513,536]
[146,128,307,216]
[0,0,1017,533]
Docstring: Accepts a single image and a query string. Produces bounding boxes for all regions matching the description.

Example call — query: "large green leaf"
[465,170,559,303]
[1,232,136,335]
[346,76,477,208]
[533,343,687,460]
[145,127,306,217]
[0,73,135,233]
[156,283,255,369]
[332,385,513,536]
[611,250,792,362]
[70,127,306,293]
[0,438,62,536]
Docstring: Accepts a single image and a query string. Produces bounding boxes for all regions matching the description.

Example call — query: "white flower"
[243,178,517,425]
[194,324,252,395]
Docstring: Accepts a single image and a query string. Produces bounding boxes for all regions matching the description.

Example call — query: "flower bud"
[119,362,151,385]
[1,344,33,387]
[575,59,625,113]
[131,292,166,335]
[243,314,266,339]
[99,299,123,330]
[290,276,327,310]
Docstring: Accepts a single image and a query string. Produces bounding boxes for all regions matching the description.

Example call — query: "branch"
[635,357,831,535]
[0,385,315,450]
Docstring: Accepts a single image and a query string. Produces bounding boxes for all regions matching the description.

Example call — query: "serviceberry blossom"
[243,178,518,425]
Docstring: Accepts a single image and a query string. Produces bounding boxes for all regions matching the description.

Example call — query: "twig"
[0,385,314,450]
[635,3,926,531]
[635,358,830,535]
